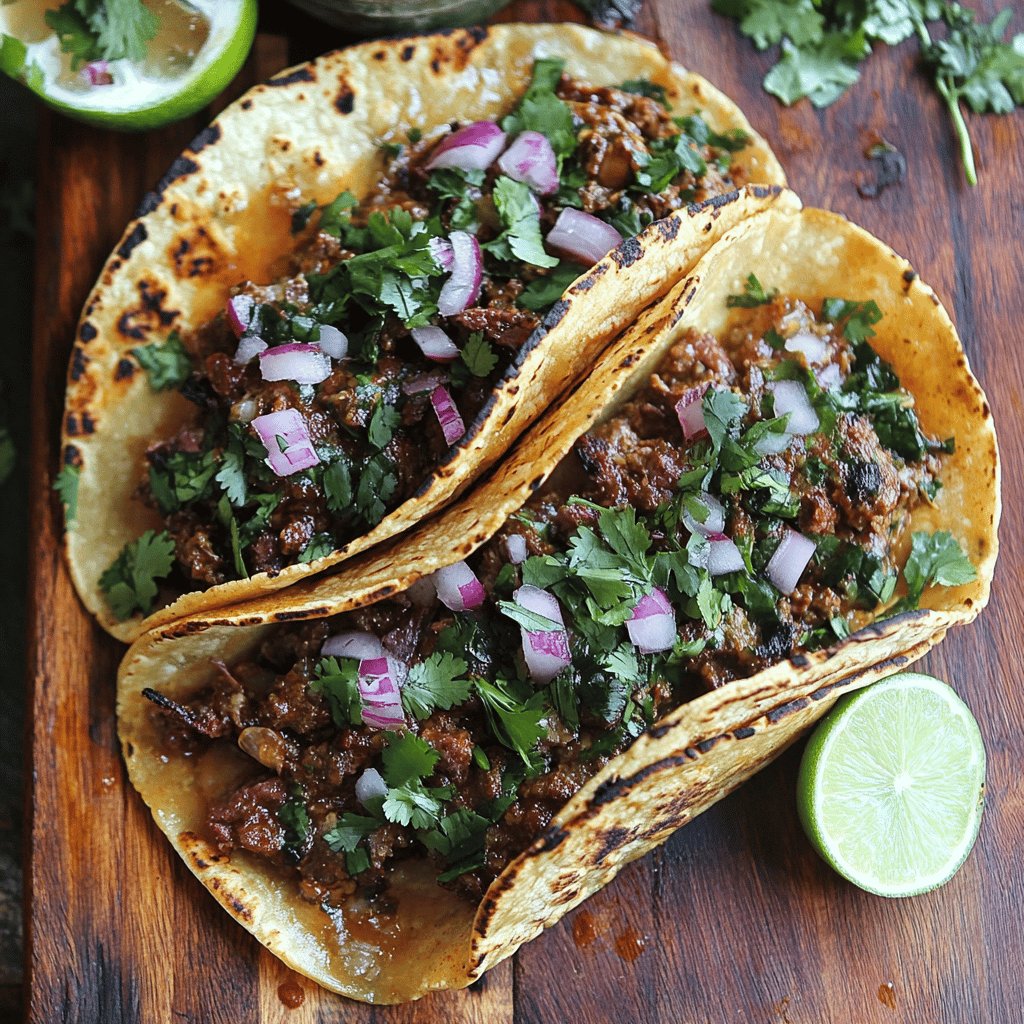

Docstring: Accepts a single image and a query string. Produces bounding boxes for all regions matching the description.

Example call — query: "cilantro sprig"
[46,0,158,69]
[714,0,1024,183]
[98,529,175,619]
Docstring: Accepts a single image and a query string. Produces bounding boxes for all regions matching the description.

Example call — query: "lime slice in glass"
[797,672,986,897]
[0,0,257,131]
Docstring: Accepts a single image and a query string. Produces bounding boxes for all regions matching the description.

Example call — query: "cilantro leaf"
[215,429,247,507]
[323,457,353,514]
[355,452,397,526]
[98,529,175,620]
[54,463,79,526]
[460,332,499,378]
[822,297,883,342]
[619,78,670,104]
[702,386,747,452]
[900,530,977,608]
[278,794,310,856]
[401,653,473,720]
[89,0,158,62]
[131,332,191,391]
[489,177,558,269]
[721,0,825,50]
[502,58,577,161]
[323,813,380,853]
[309,656,362,727]
[726,272,778,308]
[318,191,359,238]
[382,785,450,830]
[367,399,399,451]
[299,533,335,563]
[474,679,547,767]
[381,732,440,787]
[518,262,580,312]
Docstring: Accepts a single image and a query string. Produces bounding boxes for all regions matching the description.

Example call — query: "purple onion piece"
[259,343,332,385]
[625,587,676,653]
[233,335,268,366]
[707,536,745,576]
[227,294,256,338]
[251,408,321,477]
[322,631,383,661]
[437,231,483,317]
[497,131,559,195]
[316,324,348,360]
[354,767,388,809]
[425,121,507,172]
[431,560,485,612]
[766,528,817,595]
[505,534,528,564]
[514,585,571,684]
[545,208,623,265]
[675,382,711,441]
[682,492,726,537]
[771,379,820,435]
[430,385,465,446]
[411,326,460,363]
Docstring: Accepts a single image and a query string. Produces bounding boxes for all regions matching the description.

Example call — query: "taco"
[117,205,999,1002]
[59,23,788,642]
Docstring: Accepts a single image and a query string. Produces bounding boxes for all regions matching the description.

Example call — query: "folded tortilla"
[61,23,788,642]
[117,204,999,1002]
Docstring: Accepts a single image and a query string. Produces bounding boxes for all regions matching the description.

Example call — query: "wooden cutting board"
[25,2,1024,1021]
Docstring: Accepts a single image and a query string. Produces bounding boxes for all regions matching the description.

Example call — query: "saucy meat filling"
[146,284,974,907]
[101,64,755,620]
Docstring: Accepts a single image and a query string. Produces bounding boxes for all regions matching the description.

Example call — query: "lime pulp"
[0,0,258,131]
[797,672,986,898]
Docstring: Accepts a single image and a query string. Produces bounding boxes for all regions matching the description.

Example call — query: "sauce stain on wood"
[613,927,646,963]
[277,980,305,1009]
[878,982,897,1010]
[571,909,598,949]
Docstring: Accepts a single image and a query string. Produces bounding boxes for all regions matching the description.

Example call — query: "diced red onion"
[354,767,388,808]
[815,363,842,390]
[514,585,571,684]
[226,294,256,338]
[770,380,820,435]
[426,120,507,172]
[402,371,448,395]
[545,208,623,265]
[429,236,455,272]
[411,326,459,363]
[498,131,559,195]
[784,330,828,363]
[322,631,383,661]
[505,534,528,564]
[251,408,321,476]
[766,528,817,595]
[81,60,113,86]
[437,231,483,316]
[707,535,745,576]
[431,560,486,612]
[675,383,711,441]
[259,343,332,385]
[358,657,405,730]
[626,587,676,653]
[316,324,348,361]
[430,385,465,446]
[233,335,268,366]
[682,492,725,537]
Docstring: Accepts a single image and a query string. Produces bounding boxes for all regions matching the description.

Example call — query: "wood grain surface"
[25,3,1023,1022]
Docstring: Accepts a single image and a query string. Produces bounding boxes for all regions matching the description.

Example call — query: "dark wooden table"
[25,2,1024,1021]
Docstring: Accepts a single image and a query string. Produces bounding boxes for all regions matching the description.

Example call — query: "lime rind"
[798,672,985,898]
[0,0,257,131]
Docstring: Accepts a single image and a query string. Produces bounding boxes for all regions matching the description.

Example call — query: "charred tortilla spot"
[268,67,314,87]
[733,726,756,739]
[63,444,82,468]
[171,226,221,279]
[115,358,135,381]
[767,696,809,723]
[272,608,331,621]
[695,735,722,754]
[116,278,179,339]
[117,223,148,260]
[69,346,88,381]
[401,44,415,61]
[134,191,162,217]
[373,50,386,61]
[188,124,221,154]
[619,353,638,369]
[228,896,253,922]
[542,299,570,330]
[902,268,918,289]
[65,411,96,436]
[335,84,355,114]
[529,474,545,492]
[313,150,325,167]
[595,826,634,864]
[658,217,680,240]
[158,156,199,193]
[241,99,253,110]
[536,826,568,852]
[570,274,597,293]
[79,321,98,342]
[611,236,642,268]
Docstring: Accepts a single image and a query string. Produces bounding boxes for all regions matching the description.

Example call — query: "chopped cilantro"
[323,813,379,853]
[309,656,362,727]
[519,262,581,311]
[367,399,399,451]
[619,78,670,104]
[131,332,191,391]
[381,732,440,787]
[474,678,547,768]
[355,452,397,526]
[291,200,318,235]
[98,529,175,620]
[702,387,747,452]
[215,429,247,507]
[401,652,473,719]
[898,530,977,609]
[299,533,335,563]
[822,297,883,343]
[323,457,353,514]
[489,176,559,269]
[53,463,79,526]
[148,449,217,515]
[318,191,358,238]
[726,272,778,308]
[46,0,158,67]
[382,785,450,830]
[501,58,578,161]
[460,332,499,378]
[278,793,310,856]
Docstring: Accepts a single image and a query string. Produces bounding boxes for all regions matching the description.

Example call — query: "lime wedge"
[797,672,985,897]
[0,0,257,131]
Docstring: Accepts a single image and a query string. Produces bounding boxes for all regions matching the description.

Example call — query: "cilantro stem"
[936,76,978,187]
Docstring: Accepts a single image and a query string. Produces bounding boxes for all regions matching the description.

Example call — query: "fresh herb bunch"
[712,0,1024,184]
[46,0,158,68]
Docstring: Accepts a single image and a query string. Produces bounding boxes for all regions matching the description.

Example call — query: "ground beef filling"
[143,74,746,592]
[147,296,940,910]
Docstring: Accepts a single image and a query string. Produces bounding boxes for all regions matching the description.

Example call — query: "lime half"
[797,672,986,898]
[0,0,257,131]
